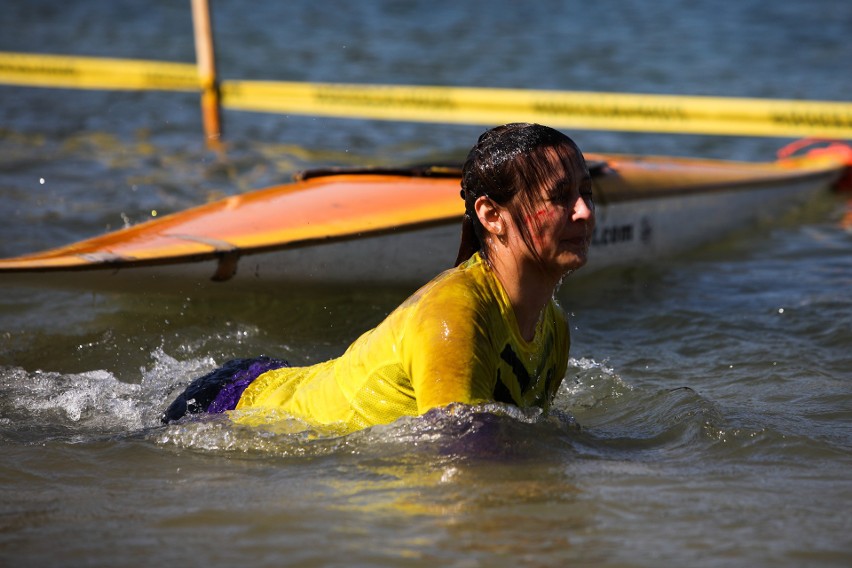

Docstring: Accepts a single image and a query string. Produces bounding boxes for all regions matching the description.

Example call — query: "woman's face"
[512,149,595,275]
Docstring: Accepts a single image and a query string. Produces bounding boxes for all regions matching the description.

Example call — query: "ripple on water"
[1,350,846,476]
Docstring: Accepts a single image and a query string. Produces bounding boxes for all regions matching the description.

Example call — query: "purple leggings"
[162,356,289,423]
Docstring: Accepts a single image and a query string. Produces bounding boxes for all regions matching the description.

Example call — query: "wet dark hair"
[455,123,588,266]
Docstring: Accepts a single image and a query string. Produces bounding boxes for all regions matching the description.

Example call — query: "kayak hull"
[0,150,846,292]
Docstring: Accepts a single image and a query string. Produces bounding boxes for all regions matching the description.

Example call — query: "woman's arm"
[405,290,497,413]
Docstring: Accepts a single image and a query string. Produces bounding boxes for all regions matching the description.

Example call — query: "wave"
[0,347,212,443]
[2,351,843,467]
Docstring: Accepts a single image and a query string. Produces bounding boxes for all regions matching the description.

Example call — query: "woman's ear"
[474,195,505,237]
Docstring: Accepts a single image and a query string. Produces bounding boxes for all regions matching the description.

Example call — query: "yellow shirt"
[235,253,570,433]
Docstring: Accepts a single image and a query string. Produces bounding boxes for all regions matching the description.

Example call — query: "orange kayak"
[0,145,849,292]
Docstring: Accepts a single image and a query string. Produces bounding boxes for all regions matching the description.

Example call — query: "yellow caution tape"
[2,51,851,138]
[222,80,852,139]
[0,51,197,91]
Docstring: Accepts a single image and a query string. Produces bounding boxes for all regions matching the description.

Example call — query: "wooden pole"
[191,0,222,145]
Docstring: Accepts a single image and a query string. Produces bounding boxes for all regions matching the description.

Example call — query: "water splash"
[0,346,216,442]
[0,367,145,437]
[154,400,581,462]
[1,349,822,467]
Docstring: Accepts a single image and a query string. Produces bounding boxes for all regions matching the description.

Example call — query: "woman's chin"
[565,255,588,272]
[557,244,590,270]
[546,252,587,277]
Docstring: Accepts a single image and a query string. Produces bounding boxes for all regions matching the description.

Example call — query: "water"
[1,0,851,566]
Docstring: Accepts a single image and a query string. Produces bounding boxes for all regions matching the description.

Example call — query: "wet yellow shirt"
[235,253,570,433]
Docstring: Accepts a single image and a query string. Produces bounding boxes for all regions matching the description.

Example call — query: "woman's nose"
[572,195,594,221]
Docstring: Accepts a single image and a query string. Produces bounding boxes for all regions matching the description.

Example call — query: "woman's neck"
[488,251,560,342]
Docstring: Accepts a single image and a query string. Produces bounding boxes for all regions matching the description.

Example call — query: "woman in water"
[163,123,595,433]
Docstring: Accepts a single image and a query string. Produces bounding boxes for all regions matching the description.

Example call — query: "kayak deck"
[0,149,848,290]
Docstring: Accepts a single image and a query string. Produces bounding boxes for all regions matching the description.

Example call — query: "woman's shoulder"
[393,254,496,321]
[429,254,496,300]
[400,251,478,294]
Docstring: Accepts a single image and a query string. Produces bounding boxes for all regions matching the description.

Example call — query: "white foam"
[0,347,219,437]
[5,368,144,431]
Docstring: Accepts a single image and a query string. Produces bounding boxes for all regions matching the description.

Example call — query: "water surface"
[1,1,851,566]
